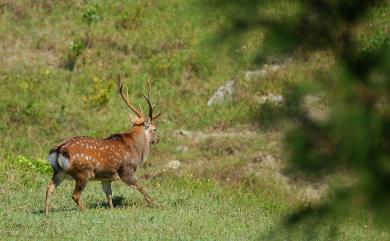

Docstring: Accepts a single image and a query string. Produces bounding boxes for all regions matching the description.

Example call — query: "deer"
[44,75,162,215]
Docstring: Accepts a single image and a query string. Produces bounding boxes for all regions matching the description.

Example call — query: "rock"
[166,160,181,170]
[207,80,235,106]
[173,130,195,137]
[245,63,283,80]
[252,154,275,163]
[176,146,189,153]
[303,93,328,122]
[258,93,284,104]
[303,94,323,106]
[245,70,267,79]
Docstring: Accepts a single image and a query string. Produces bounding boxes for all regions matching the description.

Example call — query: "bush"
[15,155,52,175]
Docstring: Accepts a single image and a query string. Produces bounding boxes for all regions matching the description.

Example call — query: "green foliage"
[62,39,86,71]
[15,155,52,175]
[68,39,86,56]
[82,5,101,25]
[83,76,114,109]
[361,31,390,56]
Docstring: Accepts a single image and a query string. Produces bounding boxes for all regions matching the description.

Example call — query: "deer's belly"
[91,171,120,181]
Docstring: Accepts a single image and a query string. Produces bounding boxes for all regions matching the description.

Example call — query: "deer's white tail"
[48,151,70,172]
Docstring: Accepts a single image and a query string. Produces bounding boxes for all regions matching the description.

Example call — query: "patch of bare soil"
[0,40,58,68]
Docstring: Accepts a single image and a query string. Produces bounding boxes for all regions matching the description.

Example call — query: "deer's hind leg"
[101,182,113,208]
[71,176,88,210]
[44,172,66,215]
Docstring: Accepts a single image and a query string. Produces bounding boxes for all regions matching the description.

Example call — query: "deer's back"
[52,135,129,180]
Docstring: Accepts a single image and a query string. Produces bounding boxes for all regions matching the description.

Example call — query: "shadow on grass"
[88,195,146,209]
[260,203,339,241]
[250,88,303,130]
[251,102,289,130]
[32,207,76,215]
[32,196,147,215]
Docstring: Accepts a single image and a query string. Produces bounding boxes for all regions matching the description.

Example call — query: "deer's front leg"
[119,170,156,207]
[133,181,156,206]
[101,182,114,208]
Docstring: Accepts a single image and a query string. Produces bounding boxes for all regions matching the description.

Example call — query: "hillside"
[0,1,389,240]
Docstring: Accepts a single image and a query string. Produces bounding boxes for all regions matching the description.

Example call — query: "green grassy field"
[1,0,389,240]
[1,166,388,240]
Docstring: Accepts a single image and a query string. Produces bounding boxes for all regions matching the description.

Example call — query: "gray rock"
[245,70,267,79]
[176,146,189,153]
[259,93,284,104]
[174,130,195,137]
[166,160,181,170]
[303,93,328,122]
[207,80,235,106]
[245,63,283,80]
[304,94,323,105]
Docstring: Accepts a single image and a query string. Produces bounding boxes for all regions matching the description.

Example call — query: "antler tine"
[147,77,152,99]
[153,112,162,121]
[138,103,144,115]
[117,73,142,118]
[142,77,154,120]
[142,91,153,120]
[153,91,160,108]
[150,91,162,121]
[142,77,162,121]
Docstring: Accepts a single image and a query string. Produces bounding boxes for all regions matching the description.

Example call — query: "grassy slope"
[0,0,389,240]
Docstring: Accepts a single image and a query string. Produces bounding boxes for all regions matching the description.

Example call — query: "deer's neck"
[123,126,149,165]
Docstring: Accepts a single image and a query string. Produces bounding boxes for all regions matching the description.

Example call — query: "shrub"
[15,155,52,175]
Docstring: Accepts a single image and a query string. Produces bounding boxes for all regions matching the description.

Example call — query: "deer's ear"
[129,113,136,123]
[129,114,145,126]
[129,113,141,124]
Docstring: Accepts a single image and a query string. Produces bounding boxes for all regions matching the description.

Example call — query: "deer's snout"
[152,134,159,144]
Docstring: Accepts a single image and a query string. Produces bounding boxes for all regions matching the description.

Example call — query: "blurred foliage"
[208,0,390,233]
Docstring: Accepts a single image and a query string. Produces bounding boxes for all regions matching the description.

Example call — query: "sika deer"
[44,75,161,215]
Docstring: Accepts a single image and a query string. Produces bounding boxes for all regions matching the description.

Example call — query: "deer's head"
[118,75,162,144]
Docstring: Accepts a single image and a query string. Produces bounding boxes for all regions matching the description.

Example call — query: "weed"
[61,39,86,71]
[82,5,101,26]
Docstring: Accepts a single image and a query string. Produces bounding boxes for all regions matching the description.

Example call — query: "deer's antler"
[142,77,162,121]
[117,73,142,118]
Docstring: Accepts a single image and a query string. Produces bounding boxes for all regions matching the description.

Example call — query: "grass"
[1,0,389,240]
[0,166,388,241]
[1,184,273,240]
[1,135,388,240]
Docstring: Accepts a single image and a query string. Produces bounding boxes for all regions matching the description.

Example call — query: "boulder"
[207,80,235,106]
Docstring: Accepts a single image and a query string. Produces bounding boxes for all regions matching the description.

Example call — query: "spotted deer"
[44,75,162,215]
